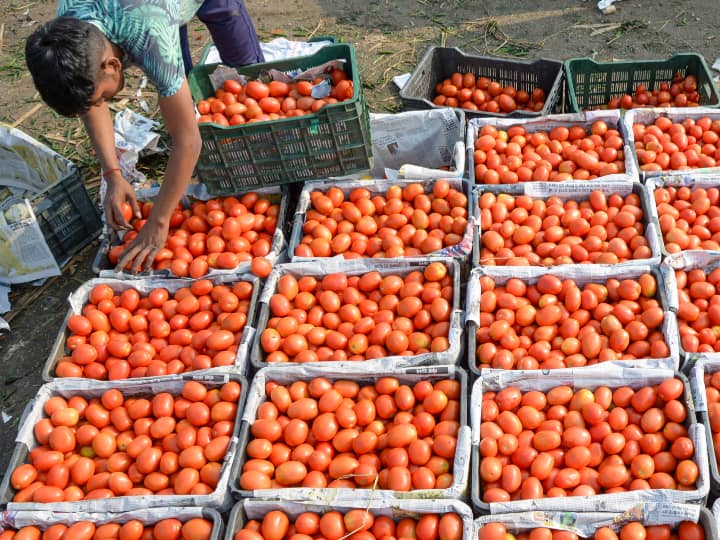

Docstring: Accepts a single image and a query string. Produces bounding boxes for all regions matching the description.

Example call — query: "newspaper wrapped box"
[230,365,470,502]
[470,366,708,514]
[0,373,247,512]
[249,258,463,370]
[41,273,260,381]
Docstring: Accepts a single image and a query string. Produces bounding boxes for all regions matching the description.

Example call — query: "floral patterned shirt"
[58,0,203,97]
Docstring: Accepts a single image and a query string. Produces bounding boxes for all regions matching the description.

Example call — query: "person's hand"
[104,172,141,230]
[116,218,169,273]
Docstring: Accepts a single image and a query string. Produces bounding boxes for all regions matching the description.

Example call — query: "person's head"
[25,17,125,117]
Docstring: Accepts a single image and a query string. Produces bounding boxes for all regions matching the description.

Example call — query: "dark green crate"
[188,43,372,196]
[565,53,720,112]
[31,169,102,267]
[399,46,564,118]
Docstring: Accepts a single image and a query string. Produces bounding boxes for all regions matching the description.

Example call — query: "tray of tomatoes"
[288,178,473,262]
[472,181,661,268]
[624,108,720,181]
[225,498,473,540]
[93,186,288,280]
[230,364,470,501]
[645,175,720,257]
[664,251,720,361]
[0,508,224,540]
[471,366,708,514]
[249,258,462,370]
[0,374,246,512]
[42,274,260,381]
[466,263,680,374]
[467,110,638,184]
[689,357,720,499]
[476,503,712,540]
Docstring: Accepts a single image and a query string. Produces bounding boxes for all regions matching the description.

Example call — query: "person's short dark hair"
[25,17,106,117]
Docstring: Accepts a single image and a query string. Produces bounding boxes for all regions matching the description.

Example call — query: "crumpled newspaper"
[100,109,163,211]
[114,109,162,184]
[202,37,335,65]
[369,108,465,178]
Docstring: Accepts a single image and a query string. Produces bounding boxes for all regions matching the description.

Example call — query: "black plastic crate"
[31,168,102,267]
[399,46,564,119]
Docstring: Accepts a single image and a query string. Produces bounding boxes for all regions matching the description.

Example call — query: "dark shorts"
[180,0,264,73]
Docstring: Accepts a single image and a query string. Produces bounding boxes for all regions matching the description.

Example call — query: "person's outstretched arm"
[115,79,201,272]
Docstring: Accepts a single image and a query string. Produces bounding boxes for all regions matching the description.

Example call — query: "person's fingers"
[104,200,121,230]
[131,246,158,274]
[106,198,132,230]
[115,242,142,272]
[129,195,142,220]
[114,205,132,230]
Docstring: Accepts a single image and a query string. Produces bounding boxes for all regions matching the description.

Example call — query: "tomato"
[261,511,290,540]
[182,519,213,540]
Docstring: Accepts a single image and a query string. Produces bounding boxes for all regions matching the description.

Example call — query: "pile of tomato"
[239,375,461,492]
[233,509,463,540]
[294,181,468,259]
[109,193,277,278]
[431,72,547,114]
[478,521,705,540]
[473,121,627,184]
[55,279,253,380]
[479,377,697,503]
[674,266,720,353]
[9,380,241,502]
[478,189,652,266]
[197,69,354,126]
[654,185,720,253]
[604,73,702,110]
[0,519,214,540]
[476,273,670,370]
[633,116,720,173]
[259,262,453,363]
[704,370,720,466]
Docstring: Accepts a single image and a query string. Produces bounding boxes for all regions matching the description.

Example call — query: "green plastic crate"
[565,53,720,112]
[188,43,372,196]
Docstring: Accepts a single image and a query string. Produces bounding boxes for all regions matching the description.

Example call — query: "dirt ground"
[0,0,719,480]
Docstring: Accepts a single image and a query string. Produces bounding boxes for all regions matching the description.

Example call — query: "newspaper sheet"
[0,124,72,284]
